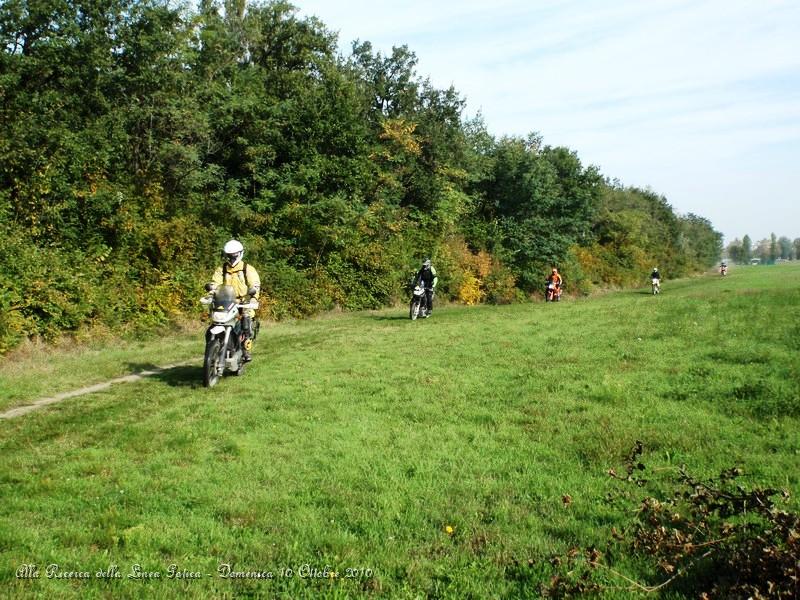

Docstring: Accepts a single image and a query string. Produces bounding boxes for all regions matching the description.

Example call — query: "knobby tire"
[410,299,421,320]
[203,338,223,387]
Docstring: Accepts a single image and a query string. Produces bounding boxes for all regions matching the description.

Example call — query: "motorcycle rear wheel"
[203,338,223,387]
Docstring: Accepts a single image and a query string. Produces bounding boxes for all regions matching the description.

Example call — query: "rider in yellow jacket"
[208,239,260,361]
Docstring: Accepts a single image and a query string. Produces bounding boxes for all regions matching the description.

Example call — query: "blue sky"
[296,0,800,245]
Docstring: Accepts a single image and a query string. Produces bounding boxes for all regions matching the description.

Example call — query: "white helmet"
[223,239,244,267]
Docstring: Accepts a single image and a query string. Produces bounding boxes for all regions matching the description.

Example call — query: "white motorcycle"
[200,284,259,387]
[651,277,661,295]
[409,282,428,320]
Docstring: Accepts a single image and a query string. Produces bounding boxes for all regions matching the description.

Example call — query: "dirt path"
[0,361,196,420]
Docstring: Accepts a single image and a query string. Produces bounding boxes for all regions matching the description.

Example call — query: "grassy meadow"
[1,264,798,598]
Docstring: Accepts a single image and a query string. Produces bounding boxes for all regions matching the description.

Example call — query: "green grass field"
[1,264,798,598]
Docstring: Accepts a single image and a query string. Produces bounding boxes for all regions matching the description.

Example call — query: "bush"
[437,237,519,305]
[543,442,799,598]
[0,222,208,354]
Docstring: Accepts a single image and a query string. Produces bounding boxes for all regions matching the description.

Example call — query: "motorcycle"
[545,281,562,302]
[720,264,728,276]
[200,284,259,387]
[651,278,661,295]
[409,281,428,320]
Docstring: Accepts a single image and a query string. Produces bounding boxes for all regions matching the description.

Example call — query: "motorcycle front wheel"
[233,351,246,376]
[203,338,223,387]
[410,298,421,320]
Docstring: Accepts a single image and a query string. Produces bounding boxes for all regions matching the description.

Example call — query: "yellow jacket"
[211,262,260,316]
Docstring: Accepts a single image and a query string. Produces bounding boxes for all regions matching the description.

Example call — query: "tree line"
[0,0,722,353]
[725,234,800,264]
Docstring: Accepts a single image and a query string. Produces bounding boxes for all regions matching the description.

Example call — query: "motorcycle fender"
[209,325,225,335]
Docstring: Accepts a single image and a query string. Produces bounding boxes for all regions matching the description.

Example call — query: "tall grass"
[1,264,798,598]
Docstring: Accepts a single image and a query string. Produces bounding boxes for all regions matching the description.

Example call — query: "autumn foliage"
[0,1,721,352]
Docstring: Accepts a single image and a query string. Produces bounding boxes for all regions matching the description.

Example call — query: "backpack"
[223,262,250,289]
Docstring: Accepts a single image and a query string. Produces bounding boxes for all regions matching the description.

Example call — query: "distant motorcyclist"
[547,268,562,288]
[650,267,661,282]
[207,239,261,361]
[650,267,662,294]
[546,267,563,301]
[720,262,728,275]
[413,259,438,317]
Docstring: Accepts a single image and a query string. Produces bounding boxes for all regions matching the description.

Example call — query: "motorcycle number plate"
[209,325,225,335]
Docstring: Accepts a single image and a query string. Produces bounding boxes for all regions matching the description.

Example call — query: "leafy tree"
[348,41,420,120]
[777,236,793,260]
[0,0,732,351]
[470,135,602,289]
[769,233,778,264]
[754,238,771,263]
[726,238,743,264]
[742,234,753,263]
[678,214,723,270]
[585,185,684,285]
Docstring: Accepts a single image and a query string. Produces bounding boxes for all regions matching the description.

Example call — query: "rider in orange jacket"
[547,268,562,288]
[546,268,563,301]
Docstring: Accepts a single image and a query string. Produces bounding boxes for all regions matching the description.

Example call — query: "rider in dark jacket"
[414,259,438,317]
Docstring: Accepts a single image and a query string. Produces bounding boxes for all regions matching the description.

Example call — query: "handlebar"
[200,297,259,310]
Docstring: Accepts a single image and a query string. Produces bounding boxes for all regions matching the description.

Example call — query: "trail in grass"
[0,360,197,420]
